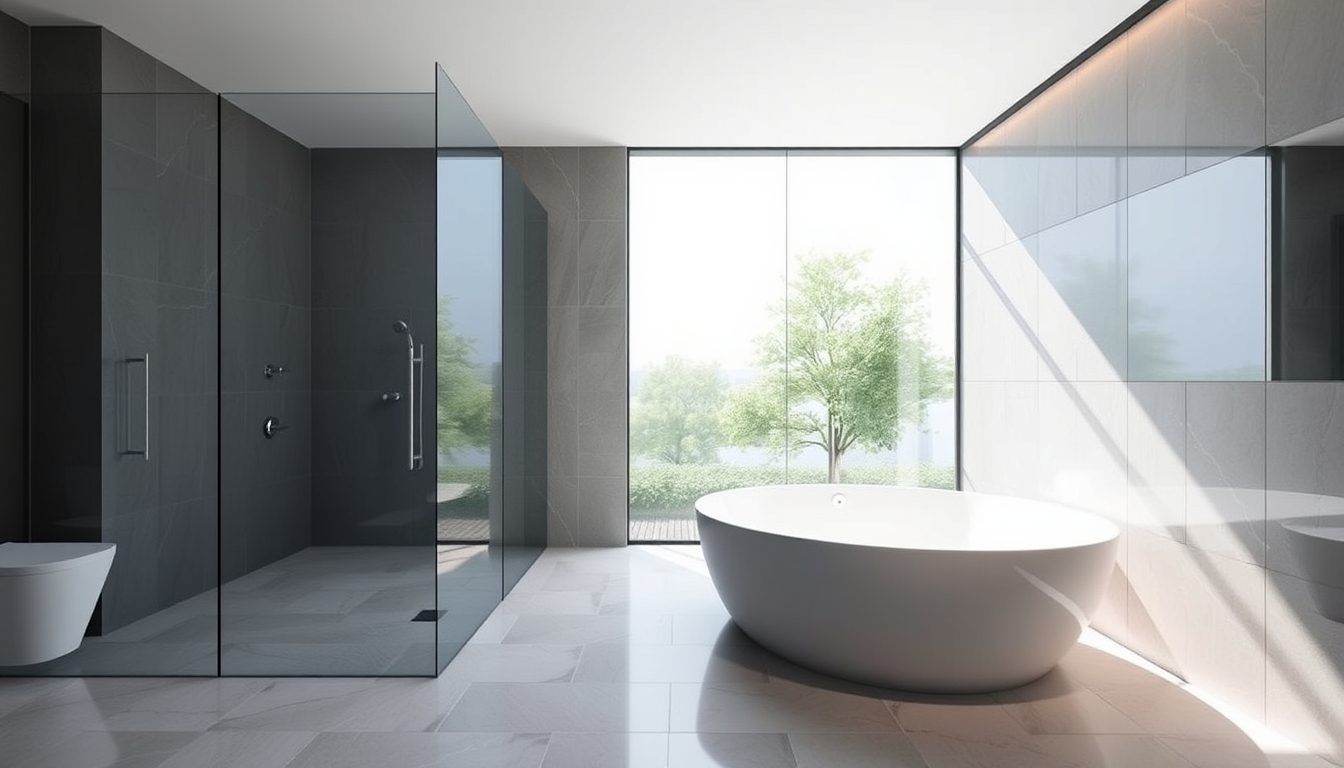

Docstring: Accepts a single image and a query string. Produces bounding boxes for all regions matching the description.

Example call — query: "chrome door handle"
[125,354,149,461]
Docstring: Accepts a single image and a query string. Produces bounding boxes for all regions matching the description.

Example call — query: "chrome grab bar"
[125,354,149,461]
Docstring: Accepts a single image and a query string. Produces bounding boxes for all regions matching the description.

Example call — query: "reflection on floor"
[0,545,1338,767]
[0,546,495,677]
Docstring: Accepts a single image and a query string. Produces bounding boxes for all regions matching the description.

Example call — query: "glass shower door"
[218,92,439,676]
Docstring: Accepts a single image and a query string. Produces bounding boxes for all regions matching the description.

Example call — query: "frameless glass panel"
[628,151,956,542]
[628,151,787,541]
[435,64,504,673]
[219,92,438,676]
[783,152,957,488]
[4,29,220,675]
[435,153,502,665]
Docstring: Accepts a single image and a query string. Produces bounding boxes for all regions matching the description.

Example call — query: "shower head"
[392,320,409,334]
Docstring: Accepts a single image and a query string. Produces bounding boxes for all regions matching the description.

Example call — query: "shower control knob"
[381,392,402,402]
[262,417,289,439]
[264,364,288,379]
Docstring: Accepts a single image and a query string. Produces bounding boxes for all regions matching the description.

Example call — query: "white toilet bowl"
[0,542,116,666]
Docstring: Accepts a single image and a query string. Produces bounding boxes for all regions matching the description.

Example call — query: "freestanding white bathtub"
[695,485,1119,693]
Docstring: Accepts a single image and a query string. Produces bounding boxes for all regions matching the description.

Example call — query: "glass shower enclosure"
[2,46,541,677]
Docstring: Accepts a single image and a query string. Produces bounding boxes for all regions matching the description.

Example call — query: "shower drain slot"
[411,609,445,622]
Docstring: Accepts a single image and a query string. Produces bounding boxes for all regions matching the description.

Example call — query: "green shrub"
[629,463,955,512]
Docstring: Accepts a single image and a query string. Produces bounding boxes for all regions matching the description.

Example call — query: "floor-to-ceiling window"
[628,150,957,541]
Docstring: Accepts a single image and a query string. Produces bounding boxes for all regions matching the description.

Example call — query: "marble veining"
[2,546,1335,768]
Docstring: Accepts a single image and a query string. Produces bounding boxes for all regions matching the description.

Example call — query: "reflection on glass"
[1127,154,1267,381]
[435,153,503,668]
[628,152,956,542]
[1273,145,1344,380]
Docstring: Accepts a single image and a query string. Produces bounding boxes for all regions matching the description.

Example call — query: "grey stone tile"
[159,731,318,768]
[579,147,627,220]
[1186,0,1266,173]
[578,220,626,308]
[668,733,796,767]
[1074,38,1128,214]
[523,147,580,218]
[438,682,669,733]
[1127,1,1188,195]
[789,733,928,768]
[577,307,627,395]
[1185,382,1267,566]
[540,732,669,768]
[671,679,901,733]
[1035,72,1077,232]
[288,732,549,768]
[14,730,198,768]
[579,476,630,547]
[1266,0,1344,143]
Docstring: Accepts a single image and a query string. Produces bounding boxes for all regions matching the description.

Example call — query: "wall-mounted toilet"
[0,542,116,666]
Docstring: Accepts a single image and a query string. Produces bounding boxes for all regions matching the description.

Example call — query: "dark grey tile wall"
[310,148,436,546]
[219,100,312,581]
[0,4,28,546]
[28,27,104,559]
[503,147,627,547]
[0,11,26,544]
[28,27,219,634]
[0,10,28,98]
[962,0,1344,758]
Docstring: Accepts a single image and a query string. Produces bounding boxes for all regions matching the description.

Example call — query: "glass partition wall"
[218,92,441,675]
[2,54,538,676]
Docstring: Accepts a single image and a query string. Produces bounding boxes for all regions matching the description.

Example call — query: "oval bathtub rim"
[694,484,1121,555]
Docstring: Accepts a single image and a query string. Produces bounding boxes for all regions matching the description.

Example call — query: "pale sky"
[629,151,957,373]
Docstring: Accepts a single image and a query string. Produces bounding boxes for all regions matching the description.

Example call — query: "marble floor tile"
[670,611,749,646]
[497,590,603,616]
[157,731,318,768]
[0,678,77,718]
[14,730,199,768]
[212,679,449,732]
[539,732,670,768]
[889,693,1030,740]
[0,544,1335,768]
[440,644,582,683]
[2,678,268,733]
[908,732,1193,768]
[993,668,1147,735]
[667,732,798,768]
[465,612,519,644]
[286,731,549,768]
[502,613,673,646]
[220,642,420,677]
[671,679,902,734]
[1160,736,1344,768]
[788,733,930,768]
[572,641,771,684]
[438,682,671,733]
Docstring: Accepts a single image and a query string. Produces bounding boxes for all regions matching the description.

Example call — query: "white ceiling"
[0,0,1151,147]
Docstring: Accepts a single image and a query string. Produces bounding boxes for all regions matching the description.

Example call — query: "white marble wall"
[963,0,1344,759]
[502,147,629,548]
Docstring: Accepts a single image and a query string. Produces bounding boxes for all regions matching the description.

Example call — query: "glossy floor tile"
[0,545,1338,767]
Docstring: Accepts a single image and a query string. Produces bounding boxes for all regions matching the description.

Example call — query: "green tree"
[723,251,954,482]
[437,299,492,456]
[631,356,726,464]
